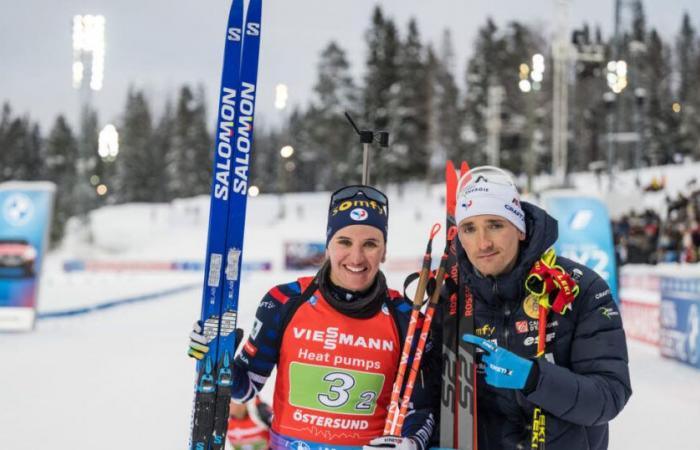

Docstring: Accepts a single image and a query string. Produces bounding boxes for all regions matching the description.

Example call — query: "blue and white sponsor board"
[540,191,618,302]
[659,276,700,369]
[0,182,55,331]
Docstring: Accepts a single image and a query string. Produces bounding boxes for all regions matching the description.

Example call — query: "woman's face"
[326,225,386,292]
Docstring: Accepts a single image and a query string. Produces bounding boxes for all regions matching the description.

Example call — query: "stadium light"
[606,60,628,94]
[72,14,106,91]
[98,124,119,160]
[519,54,545,93]
[248,185,260,197]
[280,145,294,158]
[275,83,288,110]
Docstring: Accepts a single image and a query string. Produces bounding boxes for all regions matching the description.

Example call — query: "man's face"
[457,215,525,277]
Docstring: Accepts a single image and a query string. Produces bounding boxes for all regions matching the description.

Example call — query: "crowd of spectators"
[613,186,700,265]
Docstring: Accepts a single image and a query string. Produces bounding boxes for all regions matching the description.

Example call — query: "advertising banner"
[619,266,660,345]
[0,182,55,331]
[62,259,272,272]
[541,191,619,302]
[659,276,700,370]
[284,241,325,271]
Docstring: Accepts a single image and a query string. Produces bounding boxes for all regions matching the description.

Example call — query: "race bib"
[289,362,385,415]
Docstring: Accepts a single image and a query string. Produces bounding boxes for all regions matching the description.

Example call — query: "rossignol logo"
[331,199,386,217]
[292,326,394,351]
[349,208,368,221]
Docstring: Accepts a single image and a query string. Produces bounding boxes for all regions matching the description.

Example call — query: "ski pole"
[384,223,442,436]
[391,226,458,436]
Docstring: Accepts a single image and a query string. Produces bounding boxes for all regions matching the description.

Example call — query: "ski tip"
[460,161,470,177]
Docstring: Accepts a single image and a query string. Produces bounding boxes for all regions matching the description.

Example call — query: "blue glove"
[462,334,534,390]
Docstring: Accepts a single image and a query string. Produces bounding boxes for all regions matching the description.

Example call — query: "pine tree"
[571,24,607,172]
[0,107,43,182]
[309,41,360,188]
[463,18,504,166]
[434,30,464,167]
[152,99,175,202]
[643,30,675,165]
[363,6,401,183]
[44,115,79,245]
[676,13,699,157]
[168,85,212,198]
[116,88,155,202]
[394,18,430,181]
[73,105,99,215]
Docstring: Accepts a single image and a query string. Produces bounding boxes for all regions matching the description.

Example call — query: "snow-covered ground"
[2,164,700,449]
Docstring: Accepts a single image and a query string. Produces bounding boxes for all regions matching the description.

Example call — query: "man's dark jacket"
[450,202,632,450]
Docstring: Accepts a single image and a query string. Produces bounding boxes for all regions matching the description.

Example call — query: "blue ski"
[189,0,263,449]
[210,0,263,448]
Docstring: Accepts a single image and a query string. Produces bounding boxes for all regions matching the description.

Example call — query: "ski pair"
[384,223,458,437]
[441,161,478,450]
[189,1,263,449]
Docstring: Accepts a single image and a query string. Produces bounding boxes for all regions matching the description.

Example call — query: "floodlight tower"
[72,15,105,104]
[72,15,106,222]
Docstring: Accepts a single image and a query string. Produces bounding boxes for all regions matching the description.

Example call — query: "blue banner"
[659,277,700,370]
[541,192,618,302]
[0,182,55,331]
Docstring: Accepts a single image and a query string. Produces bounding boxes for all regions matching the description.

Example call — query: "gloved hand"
[254,397,273,427]
[363,436,418,450]
[462,334,536,390]
[188,320,243,360]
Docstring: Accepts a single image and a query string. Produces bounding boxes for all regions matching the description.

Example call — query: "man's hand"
[462,334,535,390]
[363,436,418,450]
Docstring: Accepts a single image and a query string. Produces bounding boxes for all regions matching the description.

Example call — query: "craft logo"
[504,204,525,220]
[3,193,34,227]
[350,208,368,221]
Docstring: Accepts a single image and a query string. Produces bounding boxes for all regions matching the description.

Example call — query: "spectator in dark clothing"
[451,166,632,450]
